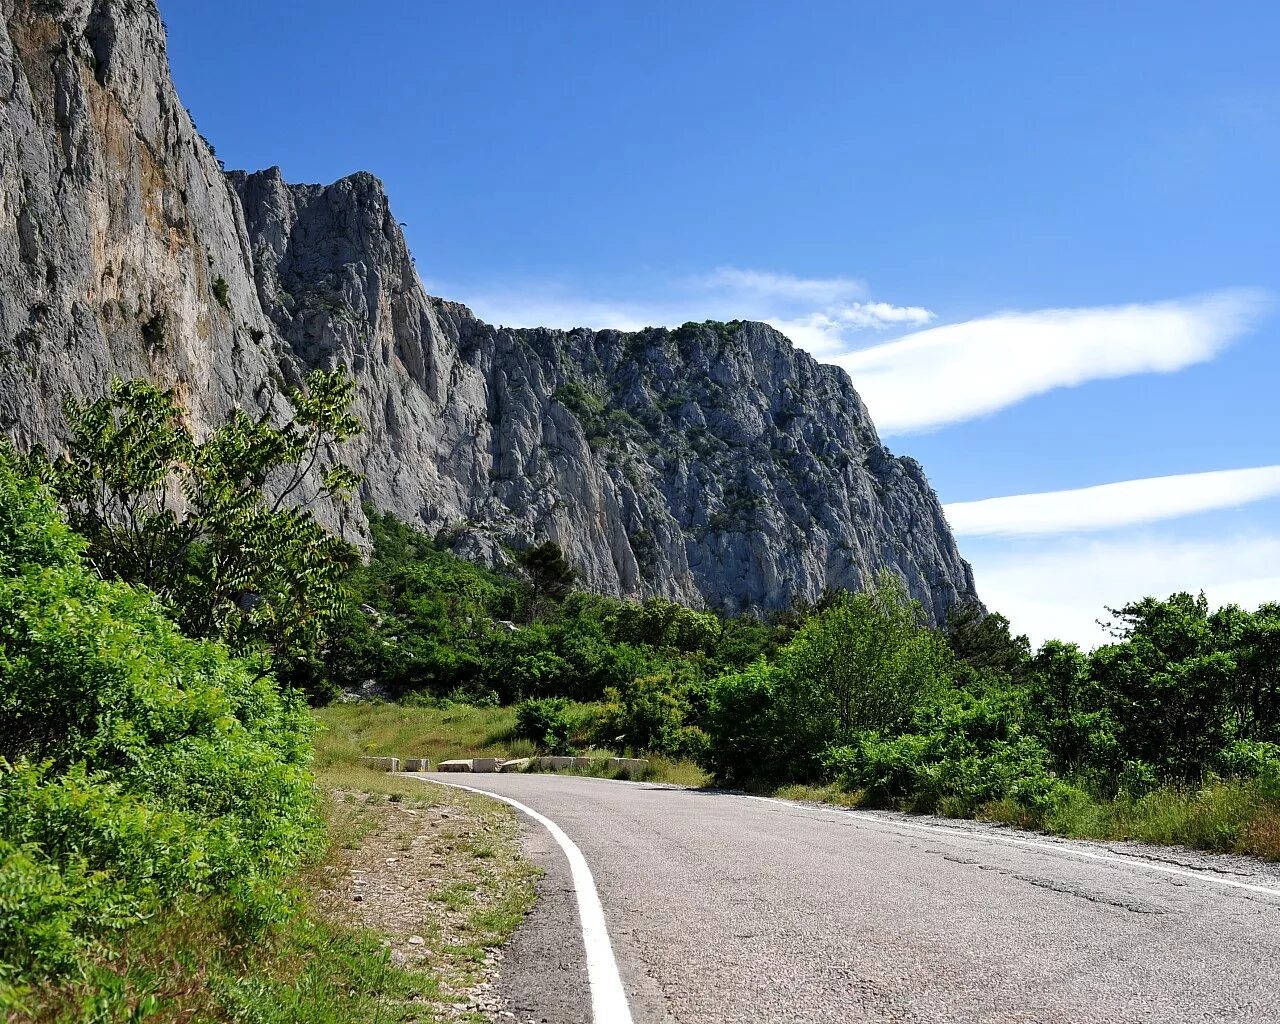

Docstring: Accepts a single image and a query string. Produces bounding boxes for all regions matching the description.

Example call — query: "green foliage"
[0,458,319,989]
[516,540,579,607]
[212,276,230,309]
[1086,594,1277,782]
[27,371,363,670]
[825,691,1069,816]
[945,602,1030,685]
[608,598,721,655]
[553,380,605,422]
[701,660,786,787]
[1023,640,1119,775]
[327,516,773,710]
[514,697,575,753]
[699,579,1280,849]
[769,575,953,775]
[596,672,709,760]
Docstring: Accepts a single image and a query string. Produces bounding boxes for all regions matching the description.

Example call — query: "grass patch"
[774,778,1280,861]
[1030,779,1280,859]
[314,702,524,770]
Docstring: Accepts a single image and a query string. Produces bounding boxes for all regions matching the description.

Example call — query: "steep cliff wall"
[0,0,979,622]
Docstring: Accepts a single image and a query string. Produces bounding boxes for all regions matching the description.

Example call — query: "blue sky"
[162,1,1279,645]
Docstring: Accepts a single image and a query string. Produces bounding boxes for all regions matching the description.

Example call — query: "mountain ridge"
[0,0,979,621]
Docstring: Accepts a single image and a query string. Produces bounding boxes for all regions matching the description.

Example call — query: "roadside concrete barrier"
[360,756,400,772]
[611,757,649,778]
[522,755,649,778]
[424,754,648,777]
[436,757,499,773]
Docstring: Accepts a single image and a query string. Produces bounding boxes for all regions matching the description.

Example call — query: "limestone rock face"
[0,0,980,623]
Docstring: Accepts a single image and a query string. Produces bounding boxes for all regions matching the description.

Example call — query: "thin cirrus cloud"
[694,267,869,306]
[434,271,1267,436]
[831,289,1271,434]
[946,464,1280,538]
[431,266,934,356]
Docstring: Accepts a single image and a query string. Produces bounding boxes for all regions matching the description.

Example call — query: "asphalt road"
[412,772,1280,1024]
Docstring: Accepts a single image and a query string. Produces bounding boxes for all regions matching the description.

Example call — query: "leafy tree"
[516,540,578,612]
[777,574,953,763]
[1222,602,1280,743]
[514,697,575,753]
[1024,640,1119,775]
[945,602,1031,684]
[701,659,787,787]
[26,370,363,663]
[608,597,722,655]
[596,671,708,758]
[1089,593,1238,782]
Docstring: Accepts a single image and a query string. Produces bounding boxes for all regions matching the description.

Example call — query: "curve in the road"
[415,772,1280,1024]
[432,778,634,1024]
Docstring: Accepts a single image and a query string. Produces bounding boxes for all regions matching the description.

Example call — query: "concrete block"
[471,757,499,773]
[437,759,472,772]
[498,757,532,772]
[401,758,430,772]
[572,756,598,769]
[360,756,400,772]
[539,756,575,770]
[611,757,649,778]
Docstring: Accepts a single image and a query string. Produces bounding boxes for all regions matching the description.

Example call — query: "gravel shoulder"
[319,777,541,1021]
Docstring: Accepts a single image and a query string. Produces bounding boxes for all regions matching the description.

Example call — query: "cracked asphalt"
[413,773,1280,1023]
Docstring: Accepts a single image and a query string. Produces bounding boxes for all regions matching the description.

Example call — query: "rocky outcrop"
[0,0,979,622]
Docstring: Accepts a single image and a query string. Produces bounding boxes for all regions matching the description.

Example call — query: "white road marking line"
[415,776,635,1024]
[735,793,1280,899]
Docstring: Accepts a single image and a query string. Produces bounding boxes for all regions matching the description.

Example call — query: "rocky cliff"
[0,0,979,622]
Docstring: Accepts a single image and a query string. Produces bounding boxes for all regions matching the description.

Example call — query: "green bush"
[1217,740,1280,796]
[0,459,319,987]
[701,660,787,787]
[823,693,1068,816]
[514,697,575,753]
[776,575,953,759]
[595,672,707,759]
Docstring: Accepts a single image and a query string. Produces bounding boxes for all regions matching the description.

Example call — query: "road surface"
[410,772,1280,1024]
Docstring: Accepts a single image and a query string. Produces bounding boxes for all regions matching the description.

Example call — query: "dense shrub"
[595,672,708,760]
[824,692,1069,816]
[514,697,575,753]
[701,660,787,787]
[25,372,362,666]
[326,513,777,709]
[0,459,319,987]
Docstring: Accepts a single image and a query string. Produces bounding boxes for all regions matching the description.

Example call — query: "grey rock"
[0,0,979,623]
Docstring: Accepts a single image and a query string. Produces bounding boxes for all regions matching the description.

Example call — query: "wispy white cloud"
[694,267,867,306]
[433,272,1268,436]
[946,465,1280,538]
[431,266,933,355]
[832,289,1271,434]
[969,533,1280,649]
